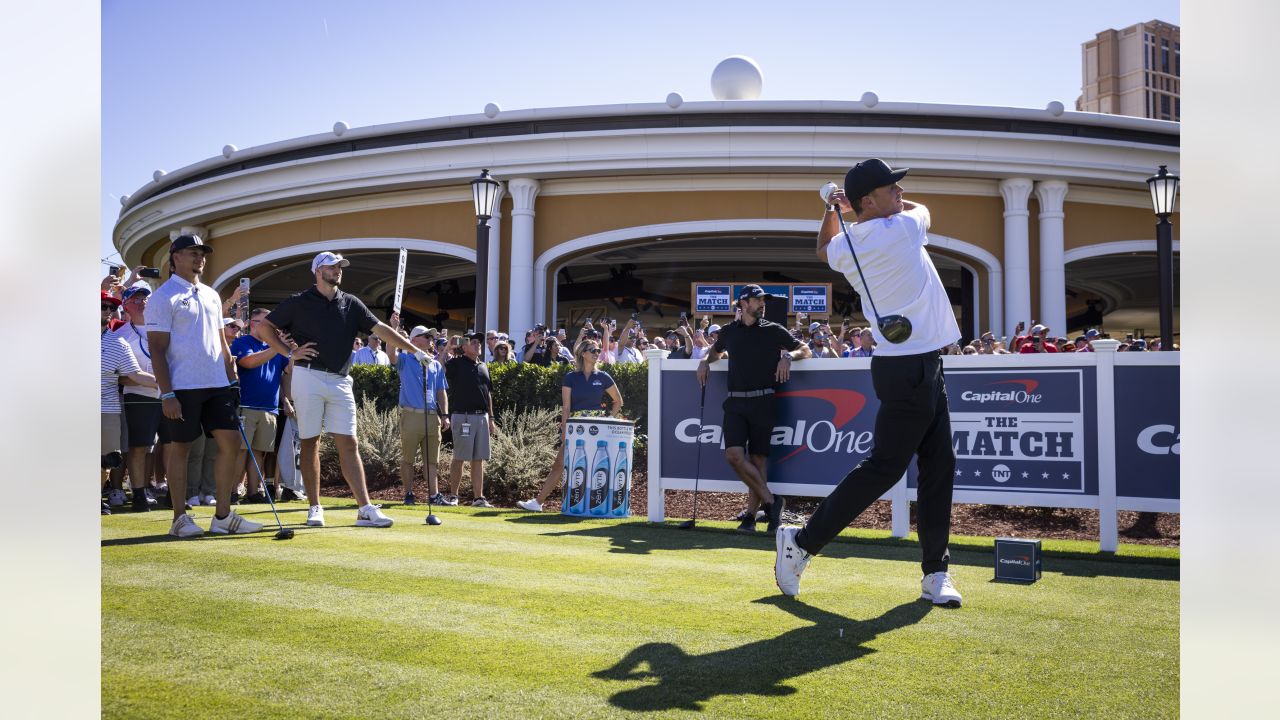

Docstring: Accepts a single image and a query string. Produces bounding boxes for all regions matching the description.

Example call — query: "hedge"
[349,360,651,444]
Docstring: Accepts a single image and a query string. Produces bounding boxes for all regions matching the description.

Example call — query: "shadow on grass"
[511,518,1178,581]
[594,596,932,712]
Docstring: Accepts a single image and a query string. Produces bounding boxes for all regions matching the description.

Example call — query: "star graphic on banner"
[973,470,982,477]
[1021,471,1029,478]
[955,469,962,477]
[1062,472,1071,479]
[1041,472,1050,479]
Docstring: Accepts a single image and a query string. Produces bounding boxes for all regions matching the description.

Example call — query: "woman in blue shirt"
[517,339,624,512]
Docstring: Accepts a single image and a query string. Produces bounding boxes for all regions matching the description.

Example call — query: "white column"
[999,178,1033,338]
[507,178,540,339]
[486,183,506,334]
[1036,180,1069,336]
[1093,339,1121,552]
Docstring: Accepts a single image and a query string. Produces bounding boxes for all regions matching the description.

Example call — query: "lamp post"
[470,169,501,339]
[1146,165,1180,351]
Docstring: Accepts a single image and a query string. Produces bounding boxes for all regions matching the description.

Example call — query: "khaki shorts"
[400,408,443,466]
[292,366,357,438]
[451,412,491,461]
[240,408,279,452]
[101,413,122,456]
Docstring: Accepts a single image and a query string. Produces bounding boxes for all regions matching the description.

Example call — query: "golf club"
[420,345,442,526]
[236,416,295,540]
[677,381,708,530]
[821,182,913,344]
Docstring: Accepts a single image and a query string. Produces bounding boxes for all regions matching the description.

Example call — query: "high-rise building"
[1077,19,1179,121]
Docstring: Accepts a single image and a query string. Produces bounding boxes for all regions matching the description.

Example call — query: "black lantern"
[470,169,500,340]
[1145,165,1180,351]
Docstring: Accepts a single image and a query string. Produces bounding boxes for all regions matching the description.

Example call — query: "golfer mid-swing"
[774,159,964,606]
[696,284,812,534]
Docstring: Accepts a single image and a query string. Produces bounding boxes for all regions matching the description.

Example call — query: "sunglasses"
[101,304,116,311]
[585,348,601,354]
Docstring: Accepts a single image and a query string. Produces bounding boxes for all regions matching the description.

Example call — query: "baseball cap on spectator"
[465,331,485,342]
[101,290,121,307]
[121,285,151,300]
[170,234,212,254]
[1074,335,1089,343]
[1085,329,1100,339]
[1132,339,1147,350]
[310,251,350,273]
[1030,324,1047,334]
[221,317,244,330]
[708,324,722,334]
[808,322,821,333]
[409,326,433,340]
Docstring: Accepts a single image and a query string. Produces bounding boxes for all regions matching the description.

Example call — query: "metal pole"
[474,219,490,338]
[1156,217,1174,350]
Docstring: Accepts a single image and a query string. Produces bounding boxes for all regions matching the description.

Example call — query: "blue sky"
[101,0,1179,265]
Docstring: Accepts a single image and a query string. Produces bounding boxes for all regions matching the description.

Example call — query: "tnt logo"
[991,464,1011,483]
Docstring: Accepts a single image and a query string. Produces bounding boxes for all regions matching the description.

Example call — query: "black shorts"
[722,395,776,457]
[162,387,240,444]
[122,396,169,450]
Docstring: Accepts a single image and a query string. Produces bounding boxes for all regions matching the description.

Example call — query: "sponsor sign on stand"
[1114,365,1179,501]
[790,285,830,314]
[693,285,732,313]
[660,365,1097,498]
[908,369,1099,495]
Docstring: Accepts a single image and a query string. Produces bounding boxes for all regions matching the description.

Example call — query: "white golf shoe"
[208,510,264,535]
[168,514,204,538]
[306,505,325,527]
[774,526,811,597]
[107,489,126,507]
[355,504,393,528]
[516,499,544,512]
[921,571,963,607]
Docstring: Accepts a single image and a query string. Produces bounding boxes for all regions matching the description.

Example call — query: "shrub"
[317,400,403,489]
[482,406,562,503]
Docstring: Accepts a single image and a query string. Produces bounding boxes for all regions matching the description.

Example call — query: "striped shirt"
[101,333,141,414]
[110,322,160,399]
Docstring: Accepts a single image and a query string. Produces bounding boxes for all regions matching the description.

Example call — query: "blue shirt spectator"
[397,351,447,411]
[562,369,616,413]
[231,334,288,412]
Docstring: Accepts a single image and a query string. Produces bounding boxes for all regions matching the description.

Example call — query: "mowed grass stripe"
[103,507,1178,719]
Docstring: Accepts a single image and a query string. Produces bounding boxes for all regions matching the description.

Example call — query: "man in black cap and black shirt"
[696,284,812,533]
[257,251,429,529]
[443,332,499,507]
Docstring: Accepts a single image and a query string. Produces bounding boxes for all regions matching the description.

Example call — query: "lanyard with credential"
[129,322,150,359]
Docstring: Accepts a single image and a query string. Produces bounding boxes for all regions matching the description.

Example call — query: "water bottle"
[588,440,610,516]
[567,440,588,514]
[611,441,629,517]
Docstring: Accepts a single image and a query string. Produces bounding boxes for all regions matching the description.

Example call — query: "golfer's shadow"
[593,596,932,712]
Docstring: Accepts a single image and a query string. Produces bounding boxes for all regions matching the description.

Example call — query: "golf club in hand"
[236,416,295,540]
[820,182,913,344]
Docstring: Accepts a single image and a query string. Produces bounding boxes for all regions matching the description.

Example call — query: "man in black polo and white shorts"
[257,251,430,529]
[696,285,812,534]
[147,235,262,538]
[774,159,964,607]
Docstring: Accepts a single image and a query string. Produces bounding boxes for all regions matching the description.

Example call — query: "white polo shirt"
[826,204,960,356]
[146,274,230,390]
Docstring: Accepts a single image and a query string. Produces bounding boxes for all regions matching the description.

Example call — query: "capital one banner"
[1114,365,1179,500]
[660,366,1098,496]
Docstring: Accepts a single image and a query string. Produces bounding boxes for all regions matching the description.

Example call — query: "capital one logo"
[1137,424,1180,455]
[960,379,1043,405]
[673,388,868,462]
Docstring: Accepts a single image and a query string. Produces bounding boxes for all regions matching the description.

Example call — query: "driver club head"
[878,315,913,344]
[274,528,295,540]
[425,514,442,526]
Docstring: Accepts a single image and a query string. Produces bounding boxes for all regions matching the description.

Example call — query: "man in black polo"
[444,332,499,507]
[258,251,429,529]
[696,284,812,533]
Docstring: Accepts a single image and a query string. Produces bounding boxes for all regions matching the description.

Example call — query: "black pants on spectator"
[795,350,955,575]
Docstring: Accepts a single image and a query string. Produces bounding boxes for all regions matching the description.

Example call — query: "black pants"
[796,351,955,575]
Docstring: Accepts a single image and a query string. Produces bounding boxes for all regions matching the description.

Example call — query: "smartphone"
[631,312,639,321]
[240,277,251,293]
[680,311,687,321]
[139,267,161,279]
[109,265,122,277]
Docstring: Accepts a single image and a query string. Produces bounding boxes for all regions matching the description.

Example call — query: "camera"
[139,267,161,279]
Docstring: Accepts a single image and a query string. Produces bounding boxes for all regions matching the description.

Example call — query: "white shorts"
[291,366,357,439]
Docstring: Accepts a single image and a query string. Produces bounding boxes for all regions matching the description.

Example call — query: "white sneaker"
[306,505,325,527]
[356,504,393,528]
[208,510,264,535]
[471,497,495,508]
[186,496,201,509]
[516,499,543,512]
[774,526,812,597]
[201,494,217,506]
[442,494,460,506]
[107,489,126,507]
[921,572,962,607]
[168,514,204,538]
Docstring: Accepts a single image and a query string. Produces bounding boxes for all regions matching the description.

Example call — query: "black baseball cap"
[737,284,775,302]
[844,159,909,201]
[465,332,485,342]
[170,234,212,254]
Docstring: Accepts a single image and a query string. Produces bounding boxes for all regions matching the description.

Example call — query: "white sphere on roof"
[152,169,166,182]
[711,56,763,100]
[222,144,237,159]
[666,92,683,108]
[119,194,129,206]
[333,121,349,136]
[861,91,879,108]
[484,103,500,118]
[1046,100,1065,116]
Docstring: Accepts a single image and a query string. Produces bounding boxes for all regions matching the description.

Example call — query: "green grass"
[102,500,1178,719]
